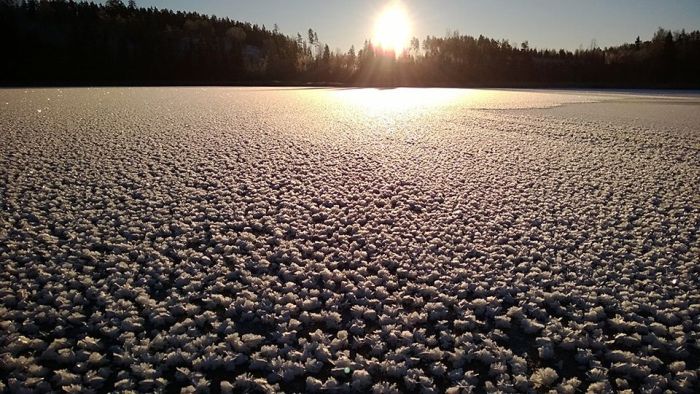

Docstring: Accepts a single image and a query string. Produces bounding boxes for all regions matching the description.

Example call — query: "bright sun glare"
[373,2,411,54]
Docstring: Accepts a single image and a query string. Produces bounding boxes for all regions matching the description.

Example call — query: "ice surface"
[0,87,698,393]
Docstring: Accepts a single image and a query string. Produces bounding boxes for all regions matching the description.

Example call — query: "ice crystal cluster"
[0,88,698,393]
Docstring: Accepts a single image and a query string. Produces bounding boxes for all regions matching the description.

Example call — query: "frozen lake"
[0,88,698,392]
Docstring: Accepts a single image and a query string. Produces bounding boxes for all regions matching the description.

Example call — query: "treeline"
[0,0,306,83]
[366,30,700,87]
[1,0,699,87]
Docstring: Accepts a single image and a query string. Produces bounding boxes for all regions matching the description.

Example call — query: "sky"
[133,0,700,51]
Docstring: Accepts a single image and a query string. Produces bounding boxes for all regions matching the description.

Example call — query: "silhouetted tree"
[105,0,124,9]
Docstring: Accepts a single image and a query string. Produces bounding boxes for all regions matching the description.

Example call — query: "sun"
[373,2,411,54]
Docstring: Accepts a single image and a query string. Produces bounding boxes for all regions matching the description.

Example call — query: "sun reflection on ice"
[330,88,471,116]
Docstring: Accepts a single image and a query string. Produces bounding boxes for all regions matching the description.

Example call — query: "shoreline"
[2,80,700,90]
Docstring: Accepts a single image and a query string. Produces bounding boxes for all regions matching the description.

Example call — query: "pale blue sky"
[133,0,700,51]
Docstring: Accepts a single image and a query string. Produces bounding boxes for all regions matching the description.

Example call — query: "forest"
[1,0,699,87]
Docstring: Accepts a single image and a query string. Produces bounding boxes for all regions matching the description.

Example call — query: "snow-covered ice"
[0,87,698,393]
